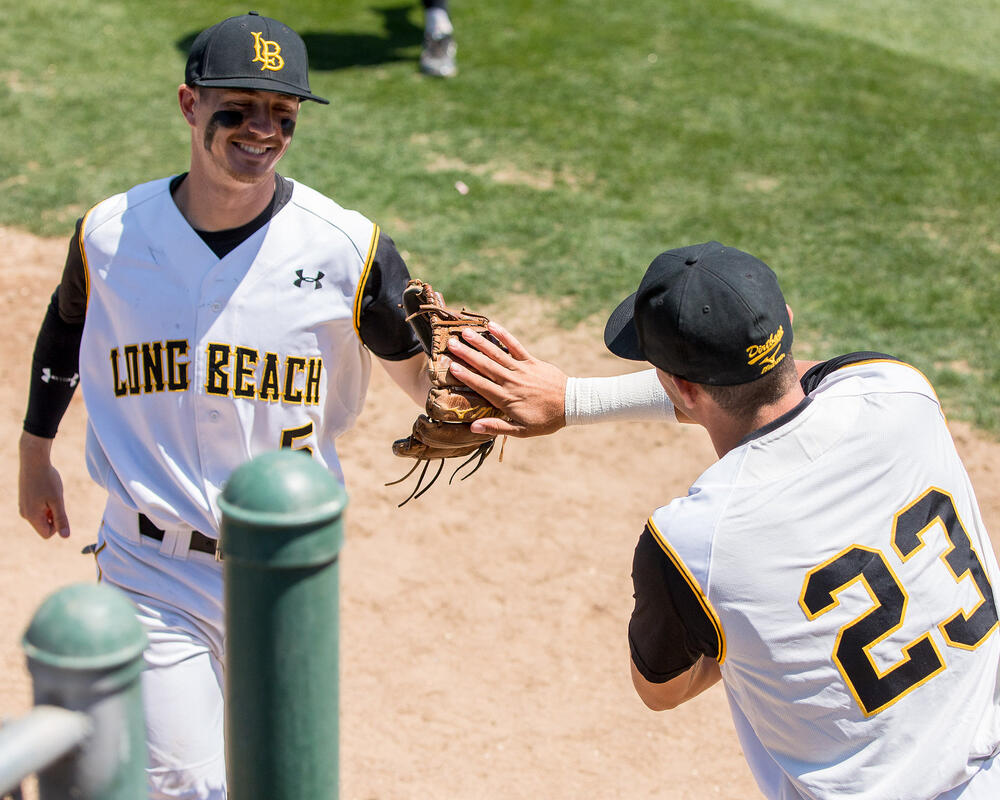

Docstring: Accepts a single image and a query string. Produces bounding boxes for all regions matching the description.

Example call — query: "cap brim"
[603,292,646,361]
[192,77,329,104]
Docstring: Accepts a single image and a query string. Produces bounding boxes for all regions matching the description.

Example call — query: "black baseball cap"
[185,12,329,104]
[604,242,792,385]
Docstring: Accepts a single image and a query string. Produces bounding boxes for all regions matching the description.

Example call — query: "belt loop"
[159,529,181,557]
[121,511,141,544]
[173,530,192,560]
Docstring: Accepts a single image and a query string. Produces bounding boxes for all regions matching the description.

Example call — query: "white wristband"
[564,369,676,425]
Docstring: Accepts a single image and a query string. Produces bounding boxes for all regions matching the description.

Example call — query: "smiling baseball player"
[19,13,430,799]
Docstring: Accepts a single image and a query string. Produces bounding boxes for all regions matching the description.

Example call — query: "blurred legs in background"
[421,0,457,77]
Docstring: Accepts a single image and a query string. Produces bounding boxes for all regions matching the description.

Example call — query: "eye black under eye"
[211,109,244,128]
[281,118,296,136]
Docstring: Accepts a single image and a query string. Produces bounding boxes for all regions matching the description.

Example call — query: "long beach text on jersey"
[108,339,323,405]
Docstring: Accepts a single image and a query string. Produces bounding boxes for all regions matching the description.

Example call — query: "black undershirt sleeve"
[57,219,88,323]
[629,525,721,683]
[356,231,423,360]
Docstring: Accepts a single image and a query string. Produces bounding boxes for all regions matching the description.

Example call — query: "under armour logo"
[294,269,324,289]
[251,31,284,72]
[41,368,80,387]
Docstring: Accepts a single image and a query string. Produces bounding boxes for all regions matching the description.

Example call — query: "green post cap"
[218,450,348,568]
[22,583,147,671]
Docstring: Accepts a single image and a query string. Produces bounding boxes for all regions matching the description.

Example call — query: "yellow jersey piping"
[352,223,380,338]
[78,207,94,311]
[830,358,945,420]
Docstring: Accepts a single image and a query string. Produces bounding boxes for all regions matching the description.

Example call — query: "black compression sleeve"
[24,289,83,438]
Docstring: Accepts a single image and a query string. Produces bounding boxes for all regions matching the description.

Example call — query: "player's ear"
[669,375,702,409]
[178,84,198,125]
[786,304,794,326]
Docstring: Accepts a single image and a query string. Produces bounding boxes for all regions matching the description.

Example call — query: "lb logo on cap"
[746,325,786,375]
[251,31,284,72]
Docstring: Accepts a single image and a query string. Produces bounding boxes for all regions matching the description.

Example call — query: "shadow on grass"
[175,4,423,72]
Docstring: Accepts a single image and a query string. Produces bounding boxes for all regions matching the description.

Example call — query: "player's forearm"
[19,429,54,462]
[379,352,431,408]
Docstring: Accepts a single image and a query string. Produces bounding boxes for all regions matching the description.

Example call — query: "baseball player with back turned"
[445,241,1000,798]
[18,13,430,799]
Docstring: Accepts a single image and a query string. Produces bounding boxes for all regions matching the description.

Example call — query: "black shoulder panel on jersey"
[24,288,83,438]
[58,218,88,324]
[356,231,423,361]
[628,525,722,684]
[800,351,900,394]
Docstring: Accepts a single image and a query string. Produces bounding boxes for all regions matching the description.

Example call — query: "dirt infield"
[2,225,998,799]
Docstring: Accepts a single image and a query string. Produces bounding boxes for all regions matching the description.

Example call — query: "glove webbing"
[386,438,497,507]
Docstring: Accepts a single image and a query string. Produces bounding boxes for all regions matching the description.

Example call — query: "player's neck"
[173,170,276,232]
[706,384,806,458]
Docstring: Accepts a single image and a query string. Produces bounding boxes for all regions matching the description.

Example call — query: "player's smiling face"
[184,86,300,185]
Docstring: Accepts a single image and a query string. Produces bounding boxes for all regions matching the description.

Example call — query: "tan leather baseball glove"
[388,280,506,505]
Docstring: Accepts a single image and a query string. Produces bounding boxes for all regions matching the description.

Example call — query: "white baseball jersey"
[76,175,392,535]
[630,357,1000,798]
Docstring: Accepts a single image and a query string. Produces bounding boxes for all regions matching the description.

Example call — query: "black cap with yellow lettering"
[604,242,793,386]
[185,12,329,104]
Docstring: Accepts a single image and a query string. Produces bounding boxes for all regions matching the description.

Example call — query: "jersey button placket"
[193,285,234,508]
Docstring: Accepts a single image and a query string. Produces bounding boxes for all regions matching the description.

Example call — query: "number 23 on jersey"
[799,487,999,716]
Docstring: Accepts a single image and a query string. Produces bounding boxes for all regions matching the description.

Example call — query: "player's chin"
[225,167,275,185]
[224,157,281,184]
[226,145,284,181]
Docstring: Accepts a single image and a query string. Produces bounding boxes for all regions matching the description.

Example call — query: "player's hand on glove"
[18,431,71,539]
[445,321,568,438]
[389,280,508,506]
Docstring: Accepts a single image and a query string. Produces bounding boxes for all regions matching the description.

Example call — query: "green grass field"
[2,1,998,432]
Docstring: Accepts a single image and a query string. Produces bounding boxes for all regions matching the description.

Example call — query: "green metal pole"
[219,449,347,800]
[22,582,148,800]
